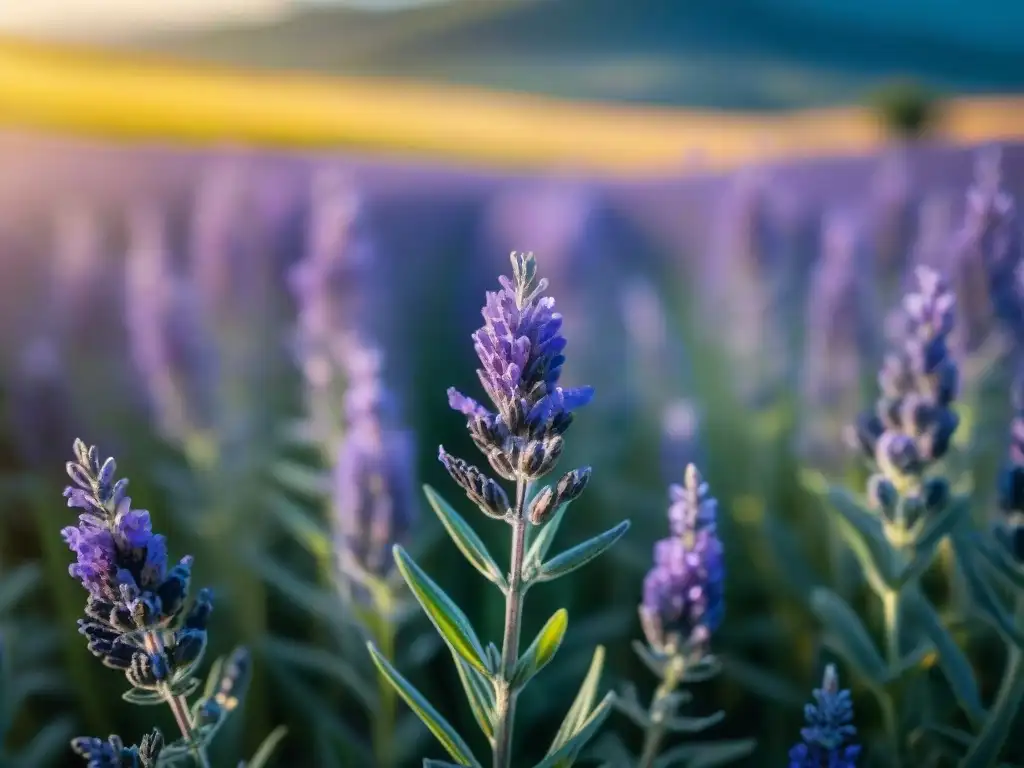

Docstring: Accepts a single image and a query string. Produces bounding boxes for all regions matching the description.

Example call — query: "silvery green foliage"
[609,466,754,768]
[0,562,74,767]
[59,439,285,768]
[367,252,630,768]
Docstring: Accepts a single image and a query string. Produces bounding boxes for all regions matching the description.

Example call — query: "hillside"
[119,0,1024,110]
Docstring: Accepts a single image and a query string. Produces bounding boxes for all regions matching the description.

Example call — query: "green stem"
[882,585,904,768]
[960,595,1024,768]
[638,658,684,768]
[372,594,398,768]
[492,476,529,768]
[147,632,210,768]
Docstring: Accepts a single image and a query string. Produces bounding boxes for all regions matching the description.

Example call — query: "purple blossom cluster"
[639,464,724,654]
[445,252,593,485]
[60,439,211,691]
[854,266,959,493]
[788,665,861,768]
[333,340,418,579]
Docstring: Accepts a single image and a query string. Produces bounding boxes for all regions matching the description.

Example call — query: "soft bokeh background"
[2,1,1024,766]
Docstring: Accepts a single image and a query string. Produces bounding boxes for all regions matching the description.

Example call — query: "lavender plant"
[263,177,439,766]
[59,439,285,767]
[613,465,754,768]
[804,266,982,765]
[952,371,1024,766]
[787,664,861,768]
[367,252,630,767]
[264,337,437,767]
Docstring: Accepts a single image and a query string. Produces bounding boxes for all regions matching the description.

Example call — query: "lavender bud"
[554,467,591,505]
[139,729,165,766]
[528,486,556,525]
[438,448,509,519]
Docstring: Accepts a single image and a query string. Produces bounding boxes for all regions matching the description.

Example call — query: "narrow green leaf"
[822,485,893,591]
[267,491,332,560]
[244,725,289,768]
[13,716,75,768]
[423,761,465,767]
[973,532,1024,591]
[122,688,168,706]
[533,693,615,768]
[902,591,985,727]
[960,645,1024,768]
[951,532,1024,647]
[663,710,724,733]
[262,634,377,712]
[512,609,568,688]
[810,588,888,683]
[653,738,757,768]
[393,546,491,676]
[536,521,631,583]
[423,485,507,590]
[271,460,332,499]
[547,646,606,758]
[452,652,496,742]
[269,663,373,765]
[0,562,41,614]
[367,643,481,768]
[631,640,667,678]
[913,496,966,555]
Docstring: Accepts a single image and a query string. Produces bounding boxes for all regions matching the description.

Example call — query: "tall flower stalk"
[367,252,629,768]
[804,266,976,766]
[59,439,282,767]
[614,465,751,767]
[333,339,418,768]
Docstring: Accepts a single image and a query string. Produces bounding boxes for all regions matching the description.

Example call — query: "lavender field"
[1,130,1024,768]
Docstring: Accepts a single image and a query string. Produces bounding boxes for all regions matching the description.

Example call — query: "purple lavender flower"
[788,665,861,768]
[801,213,881,467]
[287,173,376,441]
[60,439,211,691]
[124,204,219,448]
[854,266,959,492]
[950,149,1021,353]
[639,464,724,655]
[333,340,418,579]
[444,252,593,484]
[71,730,164,768]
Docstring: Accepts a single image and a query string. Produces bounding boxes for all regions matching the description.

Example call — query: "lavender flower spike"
[369,252,624,768]
[60,439,224,767]
[446,251,593,482]
[640,464,724,655]
[854,266,959,510]
[333,339,418,581]
[788,665,861,768]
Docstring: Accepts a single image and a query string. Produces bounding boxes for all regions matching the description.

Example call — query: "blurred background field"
[3,1,1024,767]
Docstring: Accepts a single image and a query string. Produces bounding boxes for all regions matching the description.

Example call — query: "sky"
[0,0,456,41]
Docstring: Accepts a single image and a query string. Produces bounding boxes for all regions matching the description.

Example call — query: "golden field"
[0,37,1023,174]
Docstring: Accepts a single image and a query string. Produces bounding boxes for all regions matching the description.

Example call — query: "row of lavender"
[0,133,1022,766]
